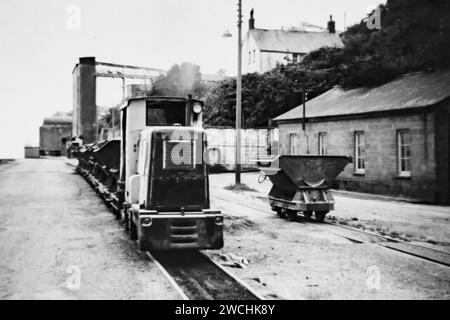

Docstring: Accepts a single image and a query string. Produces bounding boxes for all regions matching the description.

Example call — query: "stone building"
[273,70,450,204]
[39,117,72,156]
[243,10,343,74]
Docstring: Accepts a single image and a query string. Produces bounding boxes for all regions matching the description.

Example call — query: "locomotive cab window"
[146,100,186,126]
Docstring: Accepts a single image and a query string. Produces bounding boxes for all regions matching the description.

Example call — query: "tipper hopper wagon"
[259,155,352,222]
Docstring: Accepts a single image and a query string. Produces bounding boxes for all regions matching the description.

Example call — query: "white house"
[243,10,344,74]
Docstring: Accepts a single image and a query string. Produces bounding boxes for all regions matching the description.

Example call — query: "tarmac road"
[0,158,178,299]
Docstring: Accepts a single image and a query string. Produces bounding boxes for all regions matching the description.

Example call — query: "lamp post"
[223,0,243,185]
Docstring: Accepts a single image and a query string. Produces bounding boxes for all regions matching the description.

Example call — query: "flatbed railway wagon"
[76,96,224,250]
[259,155,352,222]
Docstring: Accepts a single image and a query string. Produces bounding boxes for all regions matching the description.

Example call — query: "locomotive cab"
[120,96,223,250]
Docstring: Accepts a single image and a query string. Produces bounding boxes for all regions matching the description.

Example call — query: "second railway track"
[212,192,450,268]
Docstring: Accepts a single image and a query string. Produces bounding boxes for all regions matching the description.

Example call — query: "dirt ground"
[0,159,448,300]
[207,172,450,300]
[210,172,450,252]
[0,159,178,299]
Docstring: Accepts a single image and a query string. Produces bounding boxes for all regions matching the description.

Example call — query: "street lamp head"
[222,30,232,38]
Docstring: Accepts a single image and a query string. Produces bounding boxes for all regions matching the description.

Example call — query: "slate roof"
[274,70,450,122]
[43,117,72,125]
[250,28,343,53]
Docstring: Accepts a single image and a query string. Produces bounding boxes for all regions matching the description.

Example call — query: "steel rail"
[148,250,263,300]
[212,193,450,268]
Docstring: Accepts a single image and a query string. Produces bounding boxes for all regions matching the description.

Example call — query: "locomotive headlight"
[141,216,153,227]
[193,102,203,114]
[214,216,224,225]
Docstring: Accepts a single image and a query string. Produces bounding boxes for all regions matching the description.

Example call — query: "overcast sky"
[0,0,384,158]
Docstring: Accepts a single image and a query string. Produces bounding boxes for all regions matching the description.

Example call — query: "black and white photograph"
[0,0,449,308]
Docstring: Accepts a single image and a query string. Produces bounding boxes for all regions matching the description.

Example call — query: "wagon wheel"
[303,211,313,220]
[275,207,286,219]
[275,207,286,218]
[286,210,297,221]
[315,211,328,223]
[123,209,129,231]
[129,211,138,241]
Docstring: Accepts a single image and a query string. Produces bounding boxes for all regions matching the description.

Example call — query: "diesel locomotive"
[75,96,224,250]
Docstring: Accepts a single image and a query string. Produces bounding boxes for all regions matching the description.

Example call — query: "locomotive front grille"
[169,219,198,245]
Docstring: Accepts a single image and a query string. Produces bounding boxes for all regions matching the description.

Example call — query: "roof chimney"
[327,15,336,33]
[249,9,255,30]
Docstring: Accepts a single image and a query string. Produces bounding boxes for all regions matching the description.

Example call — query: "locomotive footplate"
[131,209,224,250]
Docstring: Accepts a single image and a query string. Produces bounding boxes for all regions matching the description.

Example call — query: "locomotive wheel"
[315,211,328,222]
[286,210,297,221]
[113,207,120,219]
[303,211,313,220]
[129,212,138,241]
[123,209,129,231]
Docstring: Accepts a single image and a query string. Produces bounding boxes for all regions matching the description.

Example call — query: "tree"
[338,0,450,87]
[204,69,334,128]
[152,62,207,98]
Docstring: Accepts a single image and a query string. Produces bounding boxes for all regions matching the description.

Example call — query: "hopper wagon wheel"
[286,210,297,221]
[303,211,313,220]
[275,207,285,218]
[315,211,328,223]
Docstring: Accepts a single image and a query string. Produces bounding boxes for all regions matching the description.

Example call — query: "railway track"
[70,163,262,300]
[212,192,450,268]
[147,250,263,300]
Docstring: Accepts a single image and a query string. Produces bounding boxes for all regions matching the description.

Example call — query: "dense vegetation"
[203,0,450,127]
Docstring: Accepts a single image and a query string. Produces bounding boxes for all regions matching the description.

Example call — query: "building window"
[253,50,256,63]
[318,132,327,155]
[397,129,411,177]
[289,133,299,155]
[354,131,365,174]
[249,51,251,65]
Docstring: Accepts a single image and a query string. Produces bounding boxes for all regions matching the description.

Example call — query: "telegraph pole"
[302,85,306,131]
[235,0,243,184]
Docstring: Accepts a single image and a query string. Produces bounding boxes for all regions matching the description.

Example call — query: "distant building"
[39,116,72,156]
[24,146,40,158]
[243,10,344,74]
[273,70,450,204]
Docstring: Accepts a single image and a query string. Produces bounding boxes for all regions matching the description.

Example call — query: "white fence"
[205,128,279,170]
